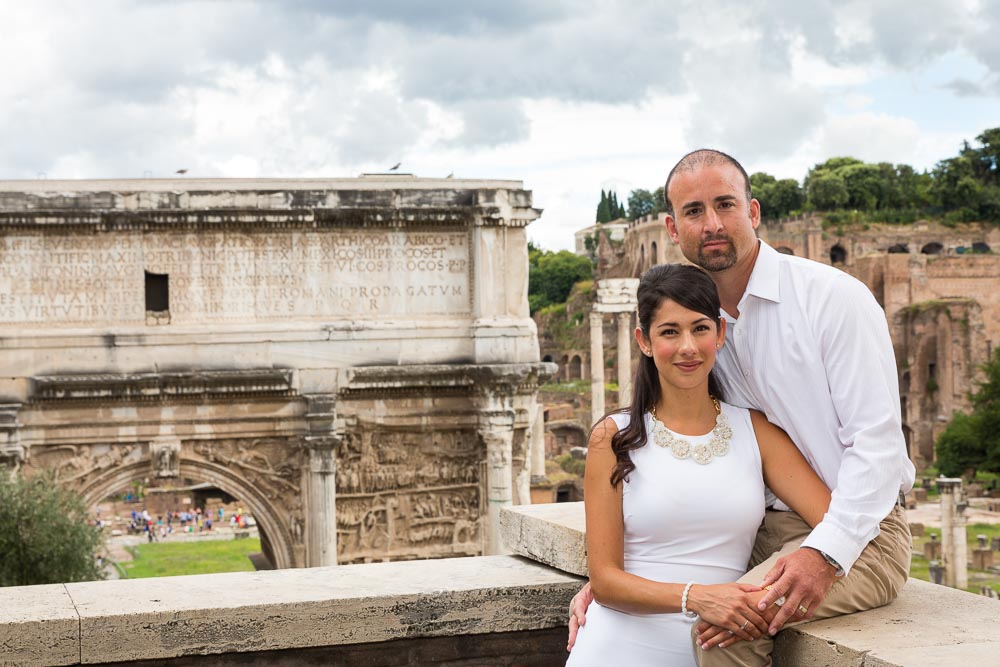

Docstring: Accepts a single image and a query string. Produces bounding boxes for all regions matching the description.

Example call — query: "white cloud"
[0,0,998,250]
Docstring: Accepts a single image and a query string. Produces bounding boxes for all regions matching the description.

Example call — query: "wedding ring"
[774,595,786,607]
[798,604,809,615]
[739,620,749,631]
[727,630,734,636]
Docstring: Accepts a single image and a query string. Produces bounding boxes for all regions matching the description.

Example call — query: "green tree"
[0,472,104,587]
[936,349,1000,477]
[627,189,656,220]
[596,190,612,223]
[806,172,850,210]
[528,249,593,313]
[751,173,802,219]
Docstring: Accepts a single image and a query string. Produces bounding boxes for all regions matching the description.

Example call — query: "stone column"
[480,408,516,555]
[304,394,339,567]
[590,312,605,424]
[530,405,546,484]
[938,477,968,590]
[616,312,632,407]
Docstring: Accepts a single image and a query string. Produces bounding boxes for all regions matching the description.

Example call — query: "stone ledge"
[0,555,583,666]
[501,502,1000,667]
[500,501,587,576]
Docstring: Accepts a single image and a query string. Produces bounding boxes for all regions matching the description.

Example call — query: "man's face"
[664,163,760,272]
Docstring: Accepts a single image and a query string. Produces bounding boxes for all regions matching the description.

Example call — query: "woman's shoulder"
[607,411,632,430]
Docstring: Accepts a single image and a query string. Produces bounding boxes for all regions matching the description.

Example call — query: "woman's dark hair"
[605,264,725,487]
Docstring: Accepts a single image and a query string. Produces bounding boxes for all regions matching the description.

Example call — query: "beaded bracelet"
[681,581,698,618]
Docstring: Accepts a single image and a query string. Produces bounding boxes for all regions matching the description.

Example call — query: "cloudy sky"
[3,1,998,249]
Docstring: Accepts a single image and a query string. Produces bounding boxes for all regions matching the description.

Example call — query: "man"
[568,149,915,666]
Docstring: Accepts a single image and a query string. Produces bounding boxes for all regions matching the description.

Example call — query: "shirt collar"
[737,240,781,311]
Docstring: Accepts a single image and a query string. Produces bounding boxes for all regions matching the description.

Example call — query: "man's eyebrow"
[681,194,737,212]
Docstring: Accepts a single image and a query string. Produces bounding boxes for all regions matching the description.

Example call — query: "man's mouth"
[702,239,730,251]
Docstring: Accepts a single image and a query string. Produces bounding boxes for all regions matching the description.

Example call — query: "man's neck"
[711,241,761,319]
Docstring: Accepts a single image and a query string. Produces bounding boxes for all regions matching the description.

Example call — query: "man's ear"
[665,214,680,244]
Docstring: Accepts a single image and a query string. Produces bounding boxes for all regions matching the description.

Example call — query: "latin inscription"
[0,231,470,325]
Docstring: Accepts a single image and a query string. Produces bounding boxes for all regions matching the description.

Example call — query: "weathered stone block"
[499,502,587,576]
[0,584,79,667]
[60,555,582,664]
[972,549,995,569]
[774,579,1000,667]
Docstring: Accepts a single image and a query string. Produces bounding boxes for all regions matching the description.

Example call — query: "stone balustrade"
[2,502,998,666]
[501,502,1000,667]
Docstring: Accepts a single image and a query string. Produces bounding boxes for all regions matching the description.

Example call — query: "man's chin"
[697,252,737,272]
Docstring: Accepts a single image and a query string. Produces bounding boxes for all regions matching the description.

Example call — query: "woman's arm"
[751,411,831,527]
[583,417,768,638]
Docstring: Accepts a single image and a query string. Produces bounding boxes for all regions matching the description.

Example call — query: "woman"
[566,264,830,667]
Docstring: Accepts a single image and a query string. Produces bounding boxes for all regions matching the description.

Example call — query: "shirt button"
[744,370,750,377]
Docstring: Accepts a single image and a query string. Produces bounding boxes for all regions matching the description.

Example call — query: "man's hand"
[756,548,838,634]
[567,582,594,652]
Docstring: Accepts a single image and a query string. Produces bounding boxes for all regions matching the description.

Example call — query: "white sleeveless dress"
[567,402,766,667]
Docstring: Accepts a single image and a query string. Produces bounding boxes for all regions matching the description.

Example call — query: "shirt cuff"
[801,521,865,576]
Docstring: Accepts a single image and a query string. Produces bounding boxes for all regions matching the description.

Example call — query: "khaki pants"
[694,505,911,667]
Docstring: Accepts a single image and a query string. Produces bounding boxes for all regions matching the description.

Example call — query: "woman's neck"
[651,385,718,435]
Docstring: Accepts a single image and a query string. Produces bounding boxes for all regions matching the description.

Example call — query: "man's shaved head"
[663,149,752,217]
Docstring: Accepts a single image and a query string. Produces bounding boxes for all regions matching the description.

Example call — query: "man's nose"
[704,208,724,233]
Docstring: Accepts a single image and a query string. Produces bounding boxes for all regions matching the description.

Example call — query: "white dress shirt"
[714,241,916,574]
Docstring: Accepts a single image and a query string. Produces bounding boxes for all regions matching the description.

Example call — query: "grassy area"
[121,538,261,578]
[909,523,1000,594]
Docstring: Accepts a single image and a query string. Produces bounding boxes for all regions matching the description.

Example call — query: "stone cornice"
[30,369,296,404]
[340,363,557,400]
[0,181,542,230]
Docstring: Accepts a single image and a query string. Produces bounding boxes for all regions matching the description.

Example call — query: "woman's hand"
[695,589,779,650]
[687,583,770,643]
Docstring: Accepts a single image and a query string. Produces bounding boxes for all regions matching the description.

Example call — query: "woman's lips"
[675,361,702,372]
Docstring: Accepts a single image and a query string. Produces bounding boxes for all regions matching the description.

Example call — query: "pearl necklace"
[650,397,733,465]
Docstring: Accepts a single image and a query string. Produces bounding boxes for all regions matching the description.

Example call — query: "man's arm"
[757,275,913,631]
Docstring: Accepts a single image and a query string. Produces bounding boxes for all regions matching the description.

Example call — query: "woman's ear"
[634,326,651,357]
[716,318,727,350]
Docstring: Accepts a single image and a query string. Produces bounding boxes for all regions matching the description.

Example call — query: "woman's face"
[635,297,726,393]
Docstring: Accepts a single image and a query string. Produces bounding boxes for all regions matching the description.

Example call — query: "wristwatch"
[814,549,845,577]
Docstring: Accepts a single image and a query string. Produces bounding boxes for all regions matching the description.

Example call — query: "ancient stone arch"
[888,243,909,253]
[830,244,847,264]
[921,242,944,255]
[568,354,583,381]
[650,241,658,265]
[74,455,300,569]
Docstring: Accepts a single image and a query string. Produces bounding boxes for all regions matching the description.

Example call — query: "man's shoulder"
[777,252,870,295]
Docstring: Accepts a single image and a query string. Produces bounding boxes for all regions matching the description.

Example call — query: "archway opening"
[888,243,909,254]
[569,354,583,381]
[921,242,943,255]
[830,244,847,265]
[972,241,991,254]
[93,475,274,579]
[650,241,658,265]
[79,458,296,575]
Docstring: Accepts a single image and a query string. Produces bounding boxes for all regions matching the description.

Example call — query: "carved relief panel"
[335,425,481,563]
